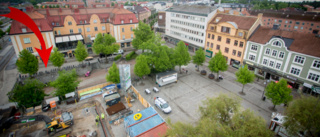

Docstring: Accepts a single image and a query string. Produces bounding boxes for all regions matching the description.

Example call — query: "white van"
[156,70,178,87]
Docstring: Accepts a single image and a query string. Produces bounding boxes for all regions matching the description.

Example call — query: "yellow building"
[204,13,261,68]
[10,6,138,58]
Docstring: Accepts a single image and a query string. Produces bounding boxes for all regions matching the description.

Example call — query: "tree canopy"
[236,65,255,94]
[8,79,46,108]
[16,49,39,75]
[166,94,274,137]
[265,79,293,109]
[132,22,153,52]
[50,69,80,99]
[106,62,120,83]
[49,47,65,69]
[74,41,88,63]
[208,50,228,79]
[92,33,119,55]
[134,55,151,84]
[192,48,206,71]
[174,41,191,73]
[283,96,320,137]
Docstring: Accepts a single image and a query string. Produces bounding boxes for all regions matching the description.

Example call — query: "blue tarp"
[124,107,165,137]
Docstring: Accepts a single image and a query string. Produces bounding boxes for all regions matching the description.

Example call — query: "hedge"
[114,54,122,61]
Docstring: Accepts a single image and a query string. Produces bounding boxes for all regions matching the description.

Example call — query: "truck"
[101,85,121,106]
[156,70,178,87]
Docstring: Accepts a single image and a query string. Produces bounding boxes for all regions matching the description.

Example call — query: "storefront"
[55,34,84,53]
[205,50,213,58]
[165,35,199,52]
[230,59,240,69]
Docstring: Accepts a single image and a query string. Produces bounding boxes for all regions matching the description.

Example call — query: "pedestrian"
[96,115,100,120]
[186,70,188,74]
[101,113,105,120]
[95,119,99,126]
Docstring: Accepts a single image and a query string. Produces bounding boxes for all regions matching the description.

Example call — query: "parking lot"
[134,63,286,126]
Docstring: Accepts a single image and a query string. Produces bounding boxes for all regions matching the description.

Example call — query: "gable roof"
[249,27,320,58]
[210,14,258,30]
[248,10,320,22]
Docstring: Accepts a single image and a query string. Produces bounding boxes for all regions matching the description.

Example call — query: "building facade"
[165,5,217,52]
[204,13,261,68]
[9,6,138,59]
[128,5,151,22]
[243,26,320,95]
[155,10,166,32]
[246,10,320,34]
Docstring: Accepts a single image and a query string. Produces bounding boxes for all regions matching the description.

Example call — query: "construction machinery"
[46,112,73,136]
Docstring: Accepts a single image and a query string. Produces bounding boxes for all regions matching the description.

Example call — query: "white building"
[165,5,217,52]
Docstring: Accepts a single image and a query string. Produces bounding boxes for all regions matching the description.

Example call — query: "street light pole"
[262,80,269,100]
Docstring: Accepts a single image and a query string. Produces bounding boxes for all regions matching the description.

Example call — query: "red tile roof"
[249,27,320,57]
[10,18,53,34]
[210,14,258,30]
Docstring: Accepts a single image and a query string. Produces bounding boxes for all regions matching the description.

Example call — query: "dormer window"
[93,19,97,23]
[56,23,59,26]
[273,41,281,47]
[68,21,72,25]
[121,20,124,24]
[52,22,54,25]
[21,28,27,33]
[38,27,41,31]
[103,19,105,22]
[85,20,87,24]
[130,19,132,23]
[216,19,219,22]
[80,21,83,24]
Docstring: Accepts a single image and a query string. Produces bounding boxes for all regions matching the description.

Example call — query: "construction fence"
[131,86,151,108]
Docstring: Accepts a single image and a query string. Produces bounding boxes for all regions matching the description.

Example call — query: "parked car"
[145,89,151,94]
[153,87,159,93]
[113,49,124,55]
[154,97,172,114]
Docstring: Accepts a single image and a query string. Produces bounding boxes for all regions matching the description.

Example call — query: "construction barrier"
[131,86,151,108]
[77,82,113,97]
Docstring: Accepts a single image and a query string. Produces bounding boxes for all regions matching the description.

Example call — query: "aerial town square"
[0,0,319,136]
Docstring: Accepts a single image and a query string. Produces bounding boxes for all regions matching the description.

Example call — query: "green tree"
[74,41,88,64]
[166,94,273,137]
[106,62,120,83]
[154,47,172,72]
[132,22,153,52]
[0,21,3,26]
[235,65,255,94]
[50,69,80,99]
[111,2,115,6]
[265,79,293,109]
[49,47,65,69]
[16,49,38,76]
[208,50,228,80]
[124,1,129,5]
[192,48,205,71]
[0,29,5,38]
[92,33,119,62]
[134,55,151,84]
[6,26,11,33]
[7,79,46,108]
[174,41,191,73]
[283,96,320,137]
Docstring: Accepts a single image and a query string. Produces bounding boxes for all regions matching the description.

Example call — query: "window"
[234,40,238,46]
[249,54,255,61]
[102,19,105,22]
[279,20,282,23]
[68,21,72,25]
[290,67,301,75]
[312,60,320,69]
[308,72,320,82]
[239,42,244,48]
[272,50,277,56]
[22,28,27,33]
[296,22,300,25]
[121,20,124,24]
[207,42,210,48]
[122,35,125,40]
[54,31,57,35]
[211,34,214,40]
[130,27,133,31]
[93,19,97,23]
[284,25,287,27]
[238,32,243,37]
[58,30,61,35]
[102,26,105,30]
[294,56,305,64]
[221,26,230,33]
[94,27,98,31]
[279,52,284,59]
[208,33,211,38]
[226,38,230,44]
[210,43,213,48]
[122,28,124,32]
[273,41,281,46]
[289,21,292,24]
[23,38,31,44]
[78,28,82,33]
[276,63,281,69]
[218,36,221,41]
[131,34,133,39]
[211,26,214,30]
[232,50,236,55]
[216,45,220,50]
[311,23,314,26]
[269,61,274,67]
[159,15,162,19]
[274,19,277,22]
[265,48,271,55]
[302,22,305,25]
[130,19,132,23]
[87,35,91,38]
[251,45,257,51]
[87,27,90,32]
[225,47,229,53]
[294,26,298,29]
[26,47,33,53]
[263,59,268,65]
[301,27,303,30]
[70,29,73,34]
[237,51,241,57]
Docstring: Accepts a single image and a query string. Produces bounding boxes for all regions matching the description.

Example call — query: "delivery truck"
[156,70,178,87]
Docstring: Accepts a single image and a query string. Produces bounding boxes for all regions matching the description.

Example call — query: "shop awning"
[55,37,62,43]
[91,37,95,40]
[76,35,83,40]
[69,36,77,41]
[62,36,69,42]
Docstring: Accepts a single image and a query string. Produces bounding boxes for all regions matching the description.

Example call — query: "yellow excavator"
[46,112,73,136]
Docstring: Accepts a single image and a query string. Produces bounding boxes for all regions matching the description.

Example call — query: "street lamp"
[262,80,270,101]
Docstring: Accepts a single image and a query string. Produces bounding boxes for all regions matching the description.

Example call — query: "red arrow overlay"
[0,7,52,67]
